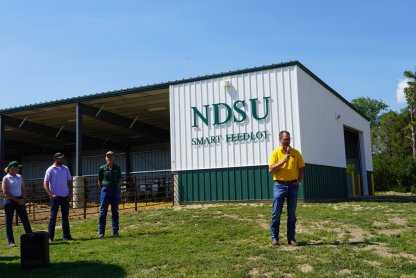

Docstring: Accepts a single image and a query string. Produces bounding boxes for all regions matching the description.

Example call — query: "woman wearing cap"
[2,161,32,247]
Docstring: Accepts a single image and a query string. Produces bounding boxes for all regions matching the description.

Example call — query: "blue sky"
[0,0,414,111]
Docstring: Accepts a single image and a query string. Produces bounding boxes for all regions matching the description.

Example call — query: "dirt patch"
[258,220,269,230]
[376,191,413,196]
[389,217,407,226]
[337,269,352,275]
[347,226,367,242]
[364,260,381,267]
[377,229,403,236]
[248,268,272,277]
[308,222,371,243]
[372,221,388,228]
[296,222,314,235]
[296,220,329,234]
[215,213,248,222]
[122,224,140,230]
[330,203,391,212]
[247,256,264,261]
[331,204,365,212]
[177,204,225,210]
[373,218,407,236]
[359,244,416,261]
[298,264,313,273]
[248,268,259,277]
[398,252,416,261]
[279,245,299,251]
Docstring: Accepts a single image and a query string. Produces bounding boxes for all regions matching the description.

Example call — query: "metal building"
[0,61,372,203]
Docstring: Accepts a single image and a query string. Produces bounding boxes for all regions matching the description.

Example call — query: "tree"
[351,97,389,154]
[403,71,416,158]
[374,110,411,157]
[351,97,389,128]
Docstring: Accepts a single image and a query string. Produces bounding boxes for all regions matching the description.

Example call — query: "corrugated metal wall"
[303,164,347,200]
[178,166,276,202]
[178,163,349,202]
[131,150,170,173]
[170,66,301,171]
[21,148,170,179]
[82,152,126,176]
[20,159,51,180]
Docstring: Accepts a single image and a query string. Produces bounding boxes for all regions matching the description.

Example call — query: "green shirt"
[98,163,122,187]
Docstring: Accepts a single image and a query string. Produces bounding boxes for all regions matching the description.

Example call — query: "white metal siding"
[170,66,301,171]
[297,68,372,171]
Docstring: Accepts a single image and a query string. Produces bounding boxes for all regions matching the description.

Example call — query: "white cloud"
[396,79,409,104]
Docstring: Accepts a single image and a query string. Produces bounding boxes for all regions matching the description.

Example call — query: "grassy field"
[0,201,415,277]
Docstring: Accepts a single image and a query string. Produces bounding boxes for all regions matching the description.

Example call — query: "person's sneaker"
[288,240,298,246]
[113,233,119,238]
[98,234,104,239]
[9,242,17,247]
[63,236,74,241]
[271,239,279,246]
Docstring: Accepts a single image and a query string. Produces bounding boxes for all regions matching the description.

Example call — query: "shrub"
[373,156,416,192]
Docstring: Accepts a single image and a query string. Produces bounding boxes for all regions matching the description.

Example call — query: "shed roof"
[1,61,368,158]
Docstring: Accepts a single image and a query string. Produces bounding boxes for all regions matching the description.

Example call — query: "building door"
[344,128,362,196]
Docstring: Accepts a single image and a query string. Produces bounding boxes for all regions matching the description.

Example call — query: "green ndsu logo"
[191,97,271,127]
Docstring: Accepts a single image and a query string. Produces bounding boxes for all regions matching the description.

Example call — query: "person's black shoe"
[113,233,119,238]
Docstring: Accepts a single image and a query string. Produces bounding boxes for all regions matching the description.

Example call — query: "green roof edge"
[0,60,369,121]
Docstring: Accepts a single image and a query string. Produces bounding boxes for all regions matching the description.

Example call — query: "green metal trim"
[0,61,369,122]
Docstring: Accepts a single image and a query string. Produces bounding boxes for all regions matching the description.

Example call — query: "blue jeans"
[48,196,71,240]
[270,182,299,243]
[99,187,119,235]
[3,198,32,244]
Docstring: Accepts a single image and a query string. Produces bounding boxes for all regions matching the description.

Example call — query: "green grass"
[1,201,416,277]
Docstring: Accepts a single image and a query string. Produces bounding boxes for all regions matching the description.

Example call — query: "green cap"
[7,161,23,168]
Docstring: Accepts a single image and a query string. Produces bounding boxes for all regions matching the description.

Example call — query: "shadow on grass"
[0,260,126,278]
[298,240,377,247]
[48,241,71,246]
[0,256,19,261]
[70,230,172,243]
[348,196,416,203]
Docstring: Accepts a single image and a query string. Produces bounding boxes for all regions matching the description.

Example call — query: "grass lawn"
[0,201,415,277]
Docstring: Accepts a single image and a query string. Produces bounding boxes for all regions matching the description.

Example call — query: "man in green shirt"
[98,151,122,238]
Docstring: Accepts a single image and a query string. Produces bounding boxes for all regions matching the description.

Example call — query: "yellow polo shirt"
[269,146,305,181]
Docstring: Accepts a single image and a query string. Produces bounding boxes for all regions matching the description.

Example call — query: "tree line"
[351,70,416,193]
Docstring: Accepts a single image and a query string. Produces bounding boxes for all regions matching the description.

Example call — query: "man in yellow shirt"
[269,131,305,246]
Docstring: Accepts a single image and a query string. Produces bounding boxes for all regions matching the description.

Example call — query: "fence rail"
[0,171,174,227]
